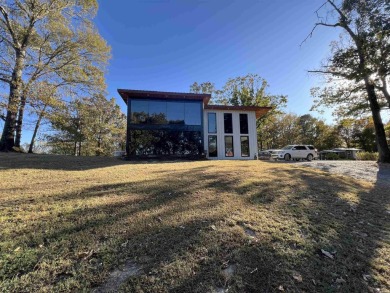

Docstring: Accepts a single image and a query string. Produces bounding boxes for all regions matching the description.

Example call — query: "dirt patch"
[93,261,141,293]
[295,161,390,185]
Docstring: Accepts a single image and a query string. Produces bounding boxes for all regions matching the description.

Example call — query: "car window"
[308,146,315,150]
[296,146,307,150]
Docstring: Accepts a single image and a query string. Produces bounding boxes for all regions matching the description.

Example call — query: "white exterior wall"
[203,109,258,160]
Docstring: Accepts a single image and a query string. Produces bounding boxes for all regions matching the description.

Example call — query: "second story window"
[208,113,217,133]
[224,113,233,133]
[239,114,248,134]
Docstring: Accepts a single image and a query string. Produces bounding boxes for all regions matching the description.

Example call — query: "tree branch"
[0,5,20,49]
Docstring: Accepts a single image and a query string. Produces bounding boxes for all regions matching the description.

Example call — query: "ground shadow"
[1,160,389,292]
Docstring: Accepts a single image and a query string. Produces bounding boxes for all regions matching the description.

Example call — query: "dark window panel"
[167,102,185,124]
[149,101,167,124]
[208,135,218,157]
[239,113,248,134]
[208,112,217,133]
[130,130,202,157]
[131,100,149,124]
[224,113,233,133]
[241,136,250,157]
[185,102,202,125]
[225,136,234,157]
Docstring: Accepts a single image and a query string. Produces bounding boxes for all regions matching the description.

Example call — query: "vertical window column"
[239,113,248,134]
[208,113,217,133]
[224,113,233,133]
[225,136,234,157]
[240,136,250,157]
[208,136,218,157]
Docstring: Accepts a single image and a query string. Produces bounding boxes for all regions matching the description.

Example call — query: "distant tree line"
[190,74,389,153]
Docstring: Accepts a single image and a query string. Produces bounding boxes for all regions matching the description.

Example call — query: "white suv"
[271,145,318,161]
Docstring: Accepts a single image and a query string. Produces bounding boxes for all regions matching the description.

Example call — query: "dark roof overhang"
[118,89,211,105]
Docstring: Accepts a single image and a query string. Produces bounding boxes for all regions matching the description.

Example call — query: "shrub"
[325,153,340,160]
[356,151,378,161]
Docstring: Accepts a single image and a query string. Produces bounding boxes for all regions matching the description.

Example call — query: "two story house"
[118,89,271,160]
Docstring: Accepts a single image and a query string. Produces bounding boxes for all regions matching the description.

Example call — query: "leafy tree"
[0,0,110,151]
[307,0,390,162]
[190,74,288,149]
[47,95,126,156]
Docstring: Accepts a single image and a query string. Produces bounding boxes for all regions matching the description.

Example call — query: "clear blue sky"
[3,0,342,145]
[95,0,340,120]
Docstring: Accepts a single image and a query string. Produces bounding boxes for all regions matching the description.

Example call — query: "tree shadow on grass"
[1,164,389,292]
[240,167,390,292]
[0,152,203,171]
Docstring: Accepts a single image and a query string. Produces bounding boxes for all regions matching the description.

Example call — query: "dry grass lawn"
[0,153,389,292]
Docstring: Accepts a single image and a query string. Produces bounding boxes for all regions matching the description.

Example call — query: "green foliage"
[356,151,379,161]
[46,95,126,156]
[325,153,340,160]
[0,0,111,150]
[190,74,288,150]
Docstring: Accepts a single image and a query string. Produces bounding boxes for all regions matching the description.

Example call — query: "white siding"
[203,109,258,160]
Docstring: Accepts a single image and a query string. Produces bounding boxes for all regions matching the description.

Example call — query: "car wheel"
[284,154,291,161]
[307,154,313,161]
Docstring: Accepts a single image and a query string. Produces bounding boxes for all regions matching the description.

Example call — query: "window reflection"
[208,136,217,157]
[130,130,202,157]
[225,136,234,157]
[239,114,248,134]
[241,136,250,157]
[185,103,201,125]
[167,102,185,124]
[131,100,148,124]
[131,99,201,126]
[208,113,217,133]
[149,101,167,124]
[224,113,233,133]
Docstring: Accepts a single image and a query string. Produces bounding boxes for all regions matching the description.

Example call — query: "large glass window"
[224,113,233,133]
[225,136,234,157]
[208,113,217,133]
[208,136,217,157]
[185,102,201,125]
[131,100,149,124]
[240,136,250,157]
[239,114,248,134]
[167,102,185,124]
[130,100,201,125]
[129,130,202,157]
[149,100,167,124]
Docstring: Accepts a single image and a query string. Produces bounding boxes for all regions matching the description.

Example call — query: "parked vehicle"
[271,145,318,161]
[258,149,281,160]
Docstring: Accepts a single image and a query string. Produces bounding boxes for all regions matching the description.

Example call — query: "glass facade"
[130,130,202,157]
[241,136,250,157]
[208,113,217,133]
[208,136,218,157]
[225,136,234,157]
[224,113,233,133]
[131,99,201,125]
[239,113,248,134]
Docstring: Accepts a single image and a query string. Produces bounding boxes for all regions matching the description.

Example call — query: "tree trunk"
[28,105,47,153]
[364,80,390,163]
[0,50,26,151]
[15,95,26,148]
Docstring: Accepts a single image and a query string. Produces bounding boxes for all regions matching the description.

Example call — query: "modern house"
[118,89,271,160]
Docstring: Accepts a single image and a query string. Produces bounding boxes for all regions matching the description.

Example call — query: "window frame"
[208,135,218,157]
[208,112,217,133]
[224,113,233,134]
[240,136,250,157]
[239,113,249,134]
[224,136,234,157]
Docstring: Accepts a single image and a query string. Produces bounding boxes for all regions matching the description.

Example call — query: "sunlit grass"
[0,153,389,292]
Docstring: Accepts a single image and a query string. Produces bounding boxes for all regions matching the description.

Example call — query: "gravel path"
[294,160,390,185]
